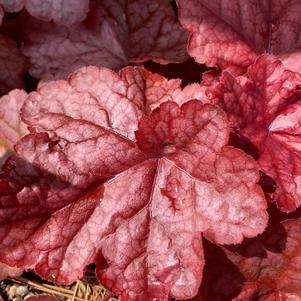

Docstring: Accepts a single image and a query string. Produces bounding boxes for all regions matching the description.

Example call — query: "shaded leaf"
[186,240,246,301]
[0,0,89,25]
[226,219,301,300]
[0,34,27,95]
[21,0,188,80]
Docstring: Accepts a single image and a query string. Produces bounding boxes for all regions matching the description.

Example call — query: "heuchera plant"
[0,1,301,300]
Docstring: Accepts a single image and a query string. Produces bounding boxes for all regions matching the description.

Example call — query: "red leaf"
[0,262,22,280]
[21,0,188,80]
[261,293,301,301]
[178,0,301,74]
[0,67,267,300]
[226,219,301,300]
[232,283,301,301]
[0,89,28,159]
[231,282,260,301]
[214,54,301,211]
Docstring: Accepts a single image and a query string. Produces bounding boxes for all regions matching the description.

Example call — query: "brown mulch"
[0,269,119,301]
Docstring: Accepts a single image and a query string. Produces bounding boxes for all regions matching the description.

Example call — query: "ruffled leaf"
[178,0,301,74]
[0,67,267,300]
[214,55,301,211]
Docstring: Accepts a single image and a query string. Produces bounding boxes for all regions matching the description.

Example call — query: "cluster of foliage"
[0,0,301,300]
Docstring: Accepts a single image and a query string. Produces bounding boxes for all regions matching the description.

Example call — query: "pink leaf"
[0,35,27,95]
[0,67,267,300]
[0,89,28,158]
[21,0,188,80]
[24,66,191,140]
[281,52,301,74]
[0,262,23,280]
[178,0,301,74]
[215,54,301,211]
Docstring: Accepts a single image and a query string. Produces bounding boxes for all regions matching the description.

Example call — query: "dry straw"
[7,269,119,301]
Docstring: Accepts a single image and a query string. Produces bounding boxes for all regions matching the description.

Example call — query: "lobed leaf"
[178,0,301,74]
[0,67,267,300]
[21,0,188,80]
[213,55,301,211]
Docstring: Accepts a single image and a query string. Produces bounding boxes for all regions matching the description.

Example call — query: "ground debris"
[0,269,119,301]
